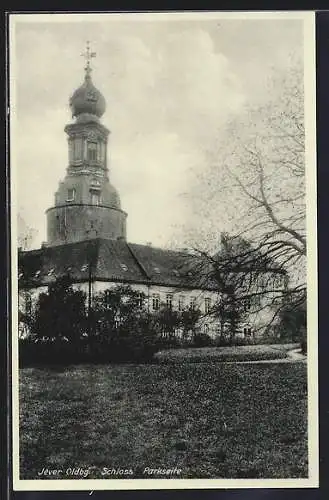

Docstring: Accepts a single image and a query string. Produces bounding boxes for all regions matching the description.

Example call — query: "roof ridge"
[129,241,190,257]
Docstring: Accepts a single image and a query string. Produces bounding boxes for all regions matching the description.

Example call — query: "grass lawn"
[155,343,300,363]
[19,361,308,479]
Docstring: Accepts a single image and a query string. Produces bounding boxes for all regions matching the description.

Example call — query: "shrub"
[20,284,160,366]
[192,333,213,347]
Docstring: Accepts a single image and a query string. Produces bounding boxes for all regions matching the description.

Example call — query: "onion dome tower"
[46,42,127,246]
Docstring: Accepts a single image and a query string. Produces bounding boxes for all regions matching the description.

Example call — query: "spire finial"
[81,41,96,79]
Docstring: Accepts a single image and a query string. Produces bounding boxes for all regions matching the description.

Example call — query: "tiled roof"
[18,238,219,291]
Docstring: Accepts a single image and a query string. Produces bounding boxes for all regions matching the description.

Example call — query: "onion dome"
[69,42,106,119]
[69,73,106,119]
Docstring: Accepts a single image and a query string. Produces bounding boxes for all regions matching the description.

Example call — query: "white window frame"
[190,296,196,310]
[205,297,211,314]
[178,295,185,312]
[67,188,76,202]
[166,293,173,310]
[152,293,160,311]
[90,191,101,206]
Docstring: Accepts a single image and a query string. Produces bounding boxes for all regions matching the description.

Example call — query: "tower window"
[87,142,98,161]
[67,188,75,202]
[73,138,83,161]
[90,191,100,205]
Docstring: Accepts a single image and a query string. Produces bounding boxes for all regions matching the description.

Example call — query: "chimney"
[41,242,48,248]
[146,242,152,247]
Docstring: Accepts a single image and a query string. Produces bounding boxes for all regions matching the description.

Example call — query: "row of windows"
[101,291,212,313]
[69,139,106,163]
[152,294,211,312]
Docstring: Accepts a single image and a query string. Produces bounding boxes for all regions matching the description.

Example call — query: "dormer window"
[87,142,98,161]
[120,263,128,272]
[154,267,161,274]
[67,188,76,202]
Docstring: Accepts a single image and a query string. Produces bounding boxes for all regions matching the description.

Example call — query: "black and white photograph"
[10,11,318,491]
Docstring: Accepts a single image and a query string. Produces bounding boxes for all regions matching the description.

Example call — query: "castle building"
[18,44,222,339]
[18,44,282,340]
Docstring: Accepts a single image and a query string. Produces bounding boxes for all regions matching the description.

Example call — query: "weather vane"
[81,41,96,77]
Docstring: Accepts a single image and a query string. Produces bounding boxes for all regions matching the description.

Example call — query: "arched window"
[73,138,83,161]
[87,142,98,161]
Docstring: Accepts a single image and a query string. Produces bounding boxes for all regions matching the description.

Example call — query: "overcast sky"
[11,13,307,250]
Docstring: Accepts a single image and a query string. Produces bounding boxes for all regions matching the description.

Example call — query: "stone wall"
[46,205,127,246]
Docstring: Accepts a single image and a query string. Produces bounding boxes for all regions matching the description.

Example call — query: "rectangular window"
[205,297,211,314]
[190,297,196,310]
[244,327,252,337]
[178,295,185,312]
[137,293,144,308]
[67,188,75,202]
[166,293,173,310]
[90,191,100,206]
[152,293,160,311]
[87,142,98,161]
[73,138,83,161]
[104,290,111,308]
[25,295,32,315]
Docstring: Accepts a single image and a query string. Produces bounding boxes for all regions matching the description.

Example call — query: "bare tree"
[225,61,305,280]
[184,58,306,339]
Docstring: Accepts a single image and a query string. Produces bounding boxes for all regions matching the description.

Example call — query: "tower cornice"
[64,121,110,140]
